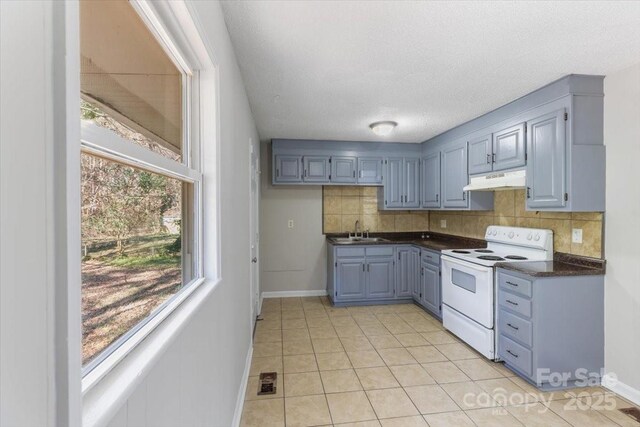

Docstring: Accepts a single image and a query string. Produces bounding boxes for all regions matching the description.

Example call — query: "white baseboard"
[232,342,253,427]
[602,374,640,406]
[262,290,328,298]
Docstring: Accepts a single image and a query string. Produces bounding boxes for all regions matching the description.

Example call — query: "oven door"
[441,255,494,328]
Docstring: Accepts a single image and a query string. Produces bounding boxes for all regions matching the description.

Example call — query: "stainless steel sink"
[332,237,388,244]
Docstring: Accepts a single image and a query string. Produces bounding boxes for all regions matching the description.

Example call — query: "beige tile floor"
[241,297,640,427]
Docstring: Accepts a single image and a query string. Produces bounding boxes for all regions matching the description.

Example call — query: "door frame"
[249,140,260,328]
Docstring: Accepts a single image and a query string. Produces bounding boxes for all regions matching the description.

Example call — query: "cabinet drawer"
[499,335,533,377]
[498,291,532,318]
[498,272,532,298]
[499,309,533,348]
[421,250,440,266]
[336,247,366,257]
[365,246,394,257]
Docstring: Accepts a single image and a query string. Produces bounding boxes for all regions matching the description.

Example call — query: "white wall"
[604,62,640,403]
[1,1,260,426]
[259,142,327,294]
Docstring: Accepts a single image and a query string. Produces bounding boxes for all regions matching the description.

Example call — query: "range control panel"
[485,226,553,250]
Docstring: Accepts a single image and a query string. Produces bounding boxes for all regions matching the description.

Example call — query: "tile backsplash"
[323,187,604,258]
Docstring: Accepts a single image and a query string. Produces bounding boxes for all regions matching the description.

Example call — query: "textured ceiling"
[220,1,640,143]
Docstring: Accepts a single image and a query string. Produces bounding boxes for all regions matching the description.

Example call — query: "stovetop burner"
[475,249,494,253]
[452,250,471,254]
[505,255,528,260]
[477,255,505,261]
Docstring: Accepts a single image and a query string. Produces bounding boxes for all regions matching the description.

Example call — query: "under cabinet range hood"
[463,169,526,191]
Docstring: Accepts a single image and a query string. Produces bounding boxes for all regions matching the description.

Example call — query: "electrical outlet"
[440,220,447,228]
[572,228,583,244]
[288,219,294,229]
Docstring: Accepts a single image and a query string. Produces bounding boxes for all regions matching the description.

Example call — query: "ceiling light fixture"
[369,121,397,136]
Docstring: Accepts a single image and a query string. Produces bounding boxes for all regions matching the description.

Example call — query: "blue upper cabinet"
[493,123,526,171]
[468,133,492,175]
[274,155,302,183]
[331,156,357,183]
[382,157,420,209]
[526,109,566,209]
[421,152,441,208]
[383,158,404,208]
[358,157,383,184]
[303,156,330,182]
[442,141,469,208]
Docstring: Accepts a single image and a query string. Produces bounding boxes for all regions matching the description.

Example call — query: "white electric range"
[440,226,553,360]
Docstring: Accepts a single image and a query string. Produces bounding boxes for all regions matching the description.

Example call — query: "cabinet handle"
[353,170,356,178]
[506,349,519,358]
[505,299,519,306]
[276,168,280,177]
[462,192,466,201]
[362,264,365,272]
[507,323,519,331]
[486,154,491,164]
[492,153,496,163]
[526,187,531,199]
[505,281,519,287]
[436,194,439,202]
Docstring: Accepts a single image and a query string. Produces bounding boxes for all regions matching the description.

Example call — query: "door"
[274,155,302,182]
[331,156,357,183]
[336,258,366,300]
[384,158,403,208]
[421,261,440,316]
[358,157,383,184]
[442,141,469,208]
[250,142,260,325]
[367,257,395,299]
[404,158,421,208]
[526,109,566,209]
[468,133,492,175]
[303,156,330,182]
[441,256,494,328]
[493,123,526,171]
[396,247,412,298]
[410,248,421,300]
[421,152,441,208]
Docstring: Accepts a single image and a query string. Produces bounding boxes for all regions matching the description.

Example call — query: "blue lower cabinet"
[421,261,440,316]
[410,248,421,300]
[396,247,413,298]
[496,269,604,389]
[336,258,366,300]
[367,256,395,299]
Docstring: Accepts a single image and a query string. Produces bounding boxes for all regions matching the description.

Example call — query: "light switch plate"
[288,219,294,229]
[572,228,583,244]
[440,220,447,228]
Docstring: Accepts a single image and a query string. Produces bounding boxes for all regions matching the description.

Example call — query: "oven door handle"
[442,255,491,272]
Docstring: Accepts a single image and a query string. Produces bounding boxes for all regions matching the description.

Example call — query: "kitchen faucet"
[349,220,362,239]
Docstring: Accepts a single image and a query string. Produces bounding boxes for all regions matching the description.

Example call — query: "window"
[80,0,202,374]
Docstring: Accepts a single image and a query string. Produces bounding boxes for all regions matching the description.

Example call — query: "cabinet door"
[411,248,421,300]
[331,156,357,183]
[493,123,526,171]
[404,158,421,208]
[526,110,566,209]
[384,158,403,208]
[396,248,412,298]
[442,141,469,208]
[303,156,330,182]
[336,258,366,300]
[468,133,493,175]
[274,155,302,182]
[358,157,383,184]
[421,152,441,208]
[421,261,440,316]
[367,256,395,299]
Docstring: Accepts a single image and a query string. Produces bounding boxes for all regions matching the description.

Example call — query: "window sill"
[82,276,221,427]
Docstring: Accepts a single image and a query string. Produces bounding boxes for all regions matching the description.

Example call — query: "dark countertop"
[496,253,606,277]
[326,231,486,252]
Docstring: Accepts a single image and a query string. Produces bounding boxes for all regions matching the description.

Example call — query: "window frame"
[79,0,206,390]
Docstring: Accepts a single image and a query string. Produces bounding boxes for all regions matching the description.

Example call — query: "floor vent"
[620,407,640,422]
[258,372,277,395]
